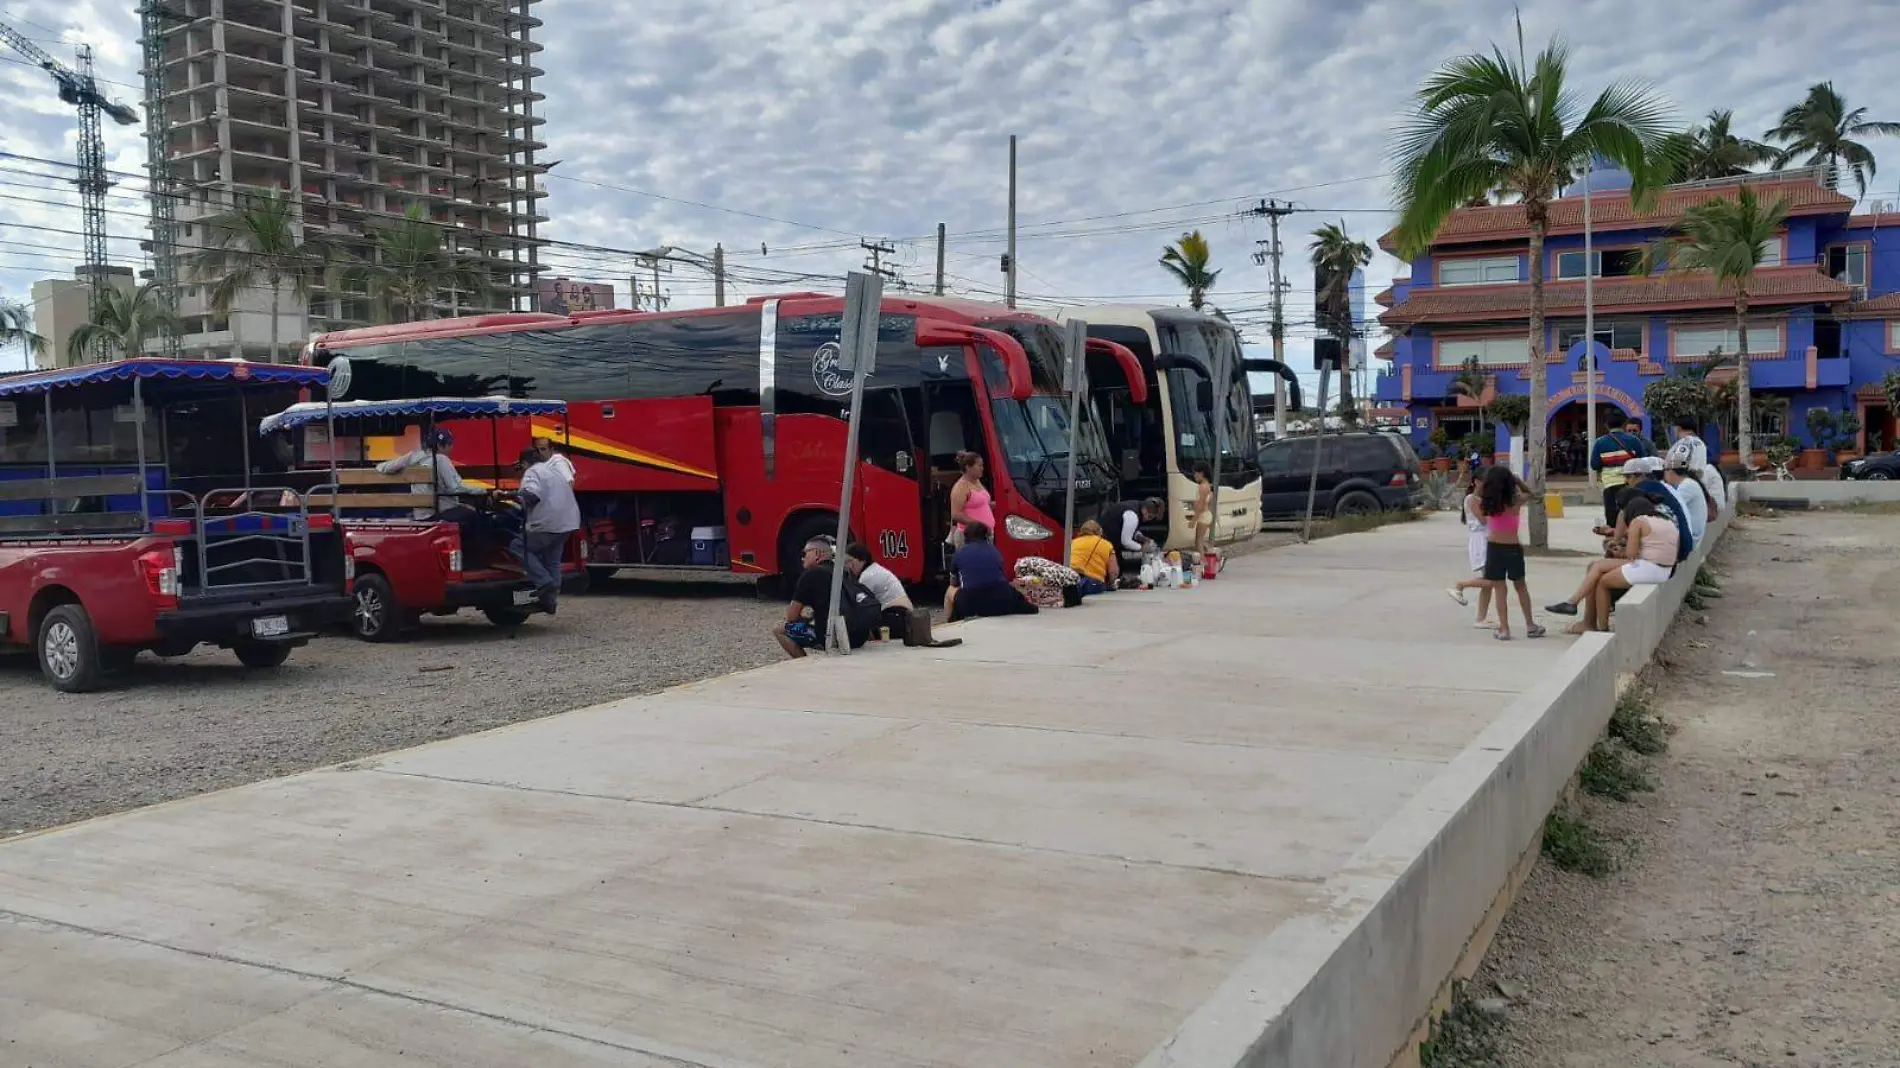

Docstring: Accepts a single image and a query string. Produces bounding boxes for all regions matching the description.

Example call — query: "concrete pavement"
[1,514,1622,1068]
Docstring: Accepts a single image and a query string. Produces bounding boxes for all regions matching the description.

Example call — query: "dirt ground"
[1469,511,1900,1067]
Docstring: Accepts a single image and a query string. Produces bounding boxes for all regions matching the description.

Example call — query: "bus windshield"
[976,321,1114,484]
[1155,315,1258,477]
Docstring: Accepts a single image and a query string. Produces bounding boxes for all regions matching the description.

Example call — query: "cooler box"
[690,525,729,566]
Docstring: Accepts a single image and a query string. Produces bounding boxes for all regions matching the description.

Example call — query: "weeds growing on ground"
[1683,586,1709,611]
[1694,565,1722,590]
[1542,808,1614,876]
[1610,690,1669,755]
[1580,739,1655,801]
[1417,981,1504,1068]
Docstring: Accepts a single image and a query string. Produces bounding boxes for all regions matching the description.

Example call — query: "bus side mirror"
[1195,380,1215,412]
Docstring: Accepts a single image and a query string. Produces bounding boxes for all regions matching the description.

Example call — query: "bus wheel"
[234,641,292,669]
[483,607,531,629]
[351,573,399,642]
[38,604,104,693]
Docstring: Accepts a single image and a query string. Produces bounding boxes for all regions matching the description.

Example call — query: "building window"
[1555,248,1644,279]
[1439,335,1529,367]
[1555,319,1644,355]
[1755,238,1782,268]
[1888,321,1900,351]
[1828,245,1869,287]
[1673,322,1781,360]
[1438,255,1519,286]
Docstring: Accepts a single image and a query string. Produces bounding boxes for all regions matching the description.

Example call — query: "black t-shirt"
[790,562,877,646]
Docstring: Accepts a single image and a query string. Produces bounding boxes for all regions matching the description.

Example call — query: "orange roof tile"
[1379,267,1851,326]
[1378,176,1853,252]
[1374,285,1397,307]
[1374,338,1396,358]
[1841,292,1900,317]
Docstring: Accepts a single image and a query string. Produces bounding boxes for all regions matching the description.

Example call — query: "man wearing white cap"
[1662,452,1710,543]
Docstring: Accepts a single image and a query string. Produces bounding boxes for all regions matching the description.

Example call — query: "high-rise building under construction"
[143,0,547,359]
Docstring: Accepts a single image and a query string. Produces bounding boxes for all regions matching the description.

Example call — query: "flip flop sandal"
[1527,624,1547,639]
[1493,629,1513,641]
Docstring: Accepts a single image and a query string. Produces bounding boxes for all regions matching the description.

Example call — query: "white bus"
[1051,305,1299,550]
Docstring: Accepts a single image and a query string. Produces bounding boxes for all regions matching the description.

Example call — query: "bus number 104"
[878,530,910,559]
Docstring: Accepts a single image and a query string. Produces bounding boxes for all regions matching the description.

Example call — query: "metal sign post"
[825,270,883,654]
[1061,319,1087,548]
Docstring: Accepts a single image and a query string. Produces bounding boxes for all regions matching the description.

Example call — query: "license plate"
[251,615,290,638]
[511,589,536,607]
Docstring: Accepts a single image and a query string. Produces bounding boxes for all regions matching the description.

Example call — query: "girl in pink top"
[948,451,995,544]
[1474,466,1544,640]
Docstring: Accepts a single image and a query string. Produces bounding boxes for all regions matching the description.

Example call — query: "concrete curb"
[1733,480,1900,508]
[1139,509,1734,1068]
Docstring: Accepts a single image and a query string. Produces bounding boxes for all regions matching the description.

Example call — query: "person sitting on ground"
[844,542,913,640]
[1069,518,1119,597]
[1564,496,1677,635]
[774,536,878,658]
[1100,496,1165,569]
[1661,453,1710,544]
[944,521,1038,622]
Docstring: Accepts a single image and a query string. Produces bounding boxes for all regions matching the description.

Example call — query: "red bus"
[302,294,1144,586]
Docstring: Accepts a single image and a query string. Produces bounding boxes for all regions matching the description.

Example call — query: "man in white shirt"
[514,447,581,612]
[533,434,576,485]
[1666,433,1724,519]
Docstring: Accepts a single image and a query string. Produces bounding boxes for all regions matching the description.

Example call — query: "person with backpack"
[1561,496,1677,634]
[772,535,880,657]
[1588,414,1652,527]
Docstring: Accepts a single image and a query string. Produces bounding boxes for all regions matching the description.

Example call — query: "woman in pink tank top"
[948,451,995,544]
[1472,466,1544,640]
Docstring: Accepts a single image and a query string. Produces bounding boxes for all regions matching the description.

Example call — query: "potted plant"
[1763,436,1797,476]
[1833,409,1862,463]
[1801,408,1834,469]
[1427,425,1451,471]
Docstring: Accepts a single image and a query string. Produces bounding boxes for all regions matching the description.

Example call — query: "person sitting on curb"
[1069,518,1119,597]
[944,521,1038,622]
[1563,496,1678,634]
[773,536,878,658]
[1661,453,1711,543]
[844,542,913,639]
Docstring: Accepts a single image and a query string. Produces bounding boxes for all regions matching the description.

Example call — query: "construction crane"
[0,21,140,358]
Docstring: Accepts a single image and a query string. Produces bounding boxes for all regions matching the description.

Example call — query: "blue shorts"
[784,620,822,649]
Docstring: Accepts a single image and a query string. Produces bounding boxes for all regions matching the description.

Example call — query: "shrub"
[1542,808,1613,876]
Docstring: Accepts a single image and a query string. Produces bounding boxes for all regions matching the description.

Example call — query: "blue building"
[1373,168,1900,465]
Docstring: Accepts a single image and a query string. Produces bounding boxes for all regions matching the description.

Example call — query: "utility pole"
[1251,199,1295,429]
[860,238,898,283]
[1004,134,1018,308]
[628,272,640,314]
[934,222,946,296]
[713,243,726,307]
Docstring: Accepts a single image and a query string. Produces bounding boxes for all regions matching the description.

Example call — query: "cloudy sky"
[2,0,1897,387]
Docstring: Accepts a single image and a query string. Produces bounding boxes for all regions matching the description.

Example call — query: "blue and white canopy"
[259,396,568,434]
[0,358,330,398]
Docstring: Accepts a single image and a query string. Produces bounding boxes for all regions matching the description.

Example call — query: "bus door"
[853,387,924,583]
[920,377,982,574]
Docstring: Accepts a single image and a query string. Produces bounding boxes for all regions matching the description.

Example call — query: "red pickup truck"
[0,359,353,691]
[259,396,585,641]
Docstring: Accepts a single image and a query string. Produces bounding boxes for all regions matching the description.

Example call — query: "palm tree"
[1664,109,1778,182]
[1308,221,1371,411]
[1159,230,1220,310]
[191,189,331,362]
[336,204,491,323]
[1643,187,1791,468]
[1765,82,1900,195]
[1450,354,1489,426]
[0,297,46,368]
[67,283,183,363]
[1391,36,1674,547]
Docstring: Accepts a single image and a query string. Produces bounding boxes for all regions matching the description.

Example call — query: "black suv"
[1257,431,1422,519]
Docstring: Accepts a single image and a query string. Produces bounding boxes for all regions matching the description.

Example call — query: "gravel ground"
[0,571,783,836]
[1466,511,1900,1066]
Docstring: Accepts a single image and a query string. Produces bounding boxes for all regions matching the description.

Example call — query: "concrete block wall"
[1733,480,1900,508]
[1142,513,1734,1068]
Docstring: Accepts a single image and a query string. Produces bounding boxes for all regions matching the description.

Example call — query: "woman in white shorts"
[1565,496,1677,634]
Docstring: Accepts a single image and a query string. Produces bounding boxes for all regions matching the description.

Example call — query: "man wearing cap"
[1666,435,1725,518]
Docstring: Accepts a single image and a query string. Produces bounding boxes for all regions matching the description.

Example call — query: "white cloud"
[0,0,1894,392]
